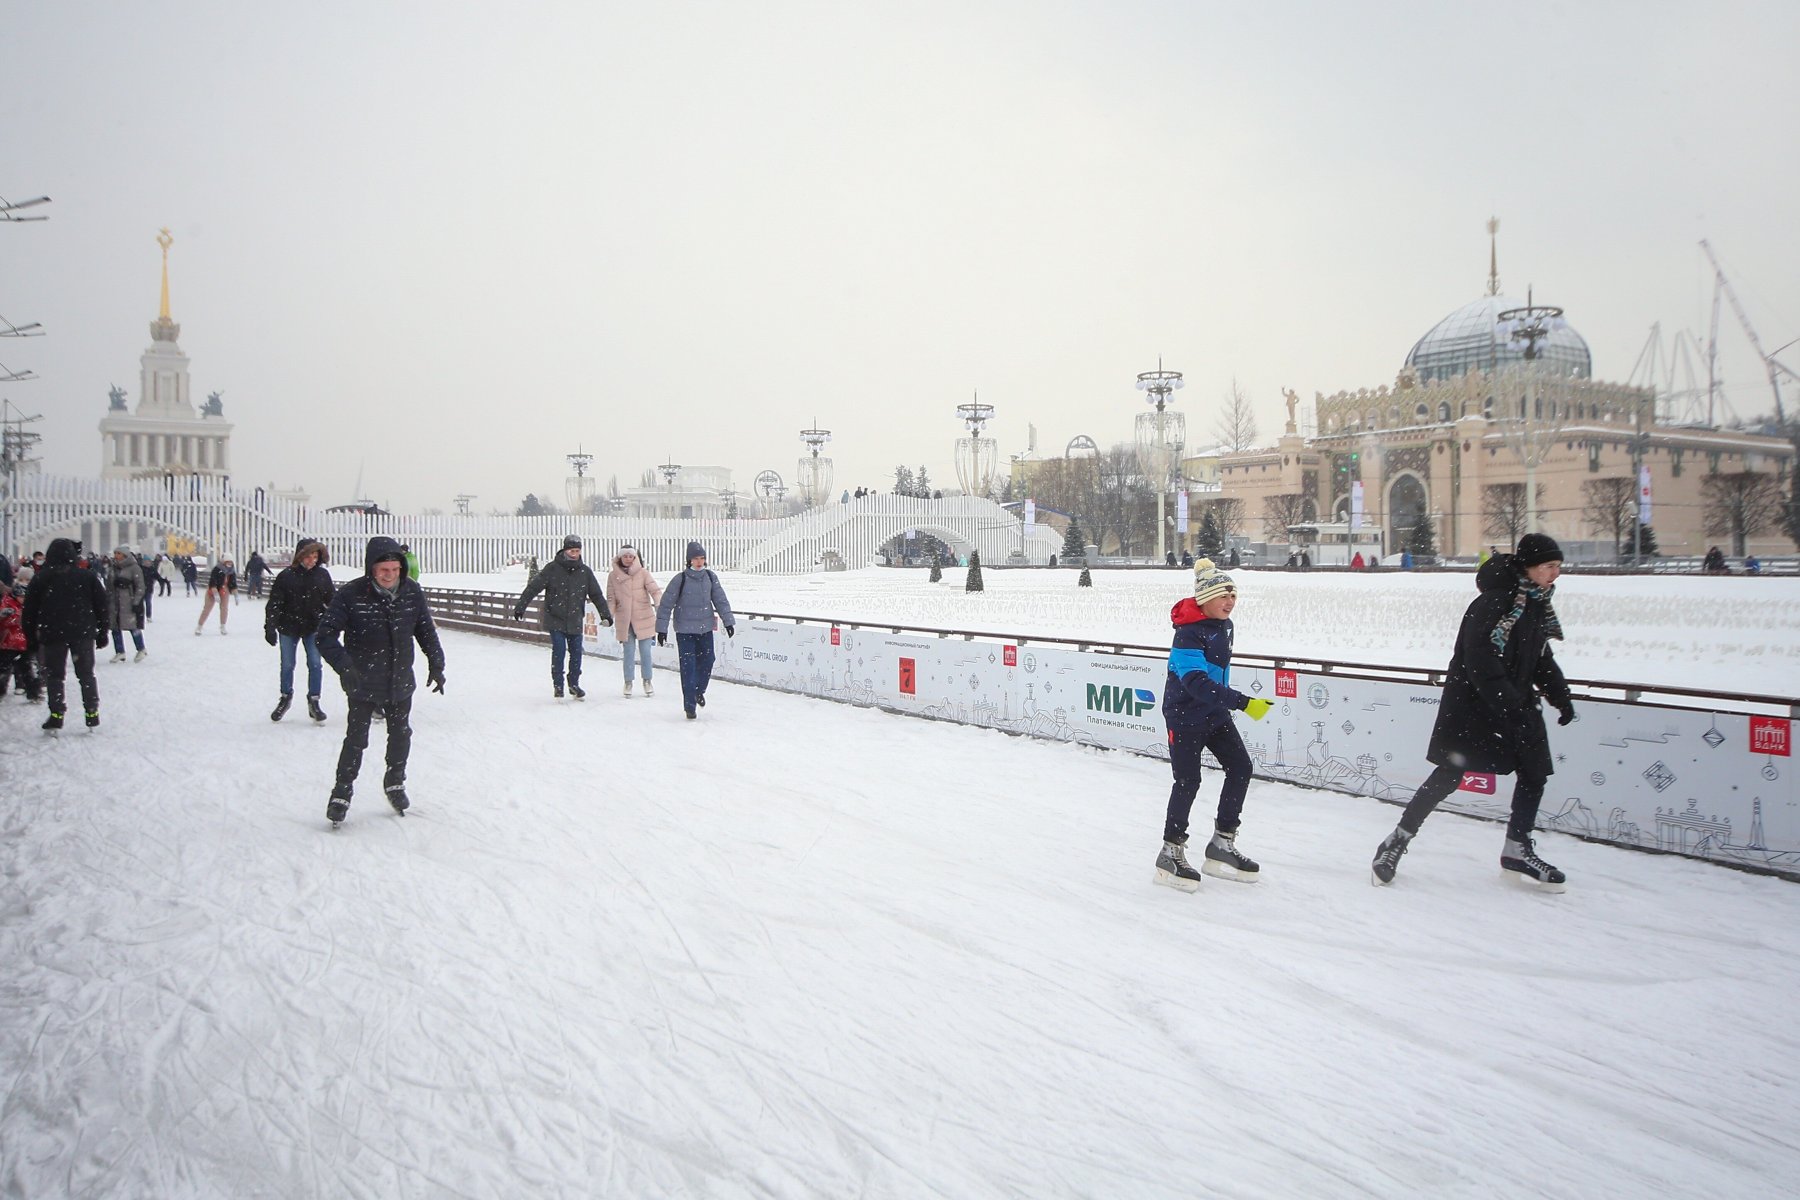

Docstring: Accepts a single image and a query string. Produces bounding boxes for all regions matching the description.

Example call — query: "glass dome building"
[1404,295,1591,383]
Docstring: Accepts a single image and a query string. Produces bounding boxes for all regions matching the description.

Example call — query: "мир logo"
[1086,684,1157,718]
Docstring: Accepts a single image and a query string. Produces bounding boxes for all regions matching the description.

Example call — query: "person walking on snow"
[245,550,271,599]
[1371,533,1576,891]
[1154,558,1272,891]
[655,540,734,720]
[196,556,237,634]
[316,536,445,825]
[22,537,109,731]
[265,538,337,723]
[512,535,611,699]
[105,546,147,662]
[607,543,663,696]
[0,581,32,700]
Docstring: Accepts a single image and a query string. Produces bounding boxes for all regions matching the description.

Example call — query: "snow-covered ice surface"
[431,564,1800,698]
[5,588,1800,1198]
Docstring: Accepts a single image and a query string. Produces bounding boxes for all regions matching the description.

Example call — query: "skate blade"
[1153,868,1201,893]
[1371,869,1392,887]
[1202,860,1259,884]
[1500,869,1567,894]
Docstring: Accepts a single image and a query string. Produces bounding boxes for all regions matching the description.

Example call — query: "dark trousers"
[156,574,172,596]
[6,647,39,698]
[1399,762,1548,843]
[333,697,413,798]
[1164,721,1254,842]
[676,631,715,711]
[40,639,98,716]
[141,589,152,621]
[549,629,584,688]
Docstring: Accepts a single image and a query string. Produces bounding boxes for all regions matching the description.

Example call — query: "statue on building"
[107,384,128,412]
[1282,388,1300,434]
[202,391,224,417]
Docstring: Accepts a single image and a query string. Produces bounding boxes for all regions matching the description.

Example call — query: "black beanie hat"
[1516,533,1563,567]
[562,534,582,550]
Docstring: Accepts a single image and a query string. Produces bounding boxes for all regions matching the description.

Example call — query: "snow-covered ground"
[4,588,1799,1198]
[430,564,1800,697]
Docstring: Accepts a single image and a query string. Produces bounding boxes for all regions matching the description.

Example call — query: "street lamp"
[658,459,681,518]
[798,423,833,506]
[1495,291,1568,537]
[1135,361,1185,563]
[954,396,998,497]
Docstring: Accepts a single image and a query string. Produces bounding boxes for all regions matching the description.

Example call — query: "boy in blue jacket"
[1155,559,1271,890]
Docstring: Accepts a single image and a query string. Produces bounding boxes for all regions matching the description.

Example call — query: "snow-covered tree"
[965,549,984,592]
[1078,566,1092,587]
[1061,518,1086,560]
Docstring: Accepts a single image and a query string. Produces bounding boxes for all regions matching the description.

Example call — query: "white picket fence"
[0,474,1060,575]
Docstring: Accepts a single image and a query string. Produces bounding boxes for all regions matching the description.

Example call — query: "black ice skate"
[1154,837,1204,892]
[42,711,64,733]
[84,711,99,730]
[1371,826,1413,886]
[568,682,585,700]
[307,696,326,722]
[384,785,410,816]
[685,707,697,720]
[553,684,564,699]
[326,794,350,827]
[271,693,293,722]
[1202,828,1259,883]
[1500,836,1567,893]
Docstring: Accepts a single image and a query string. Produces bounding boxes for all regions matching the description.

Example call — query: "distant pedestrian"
[246,550,271,599]
[22,537,109,731]
[1745,554,1762,575]
[196,557,236,634]
[1153,558,1270,892]
[106,546,147,662]
[136,552,158,620]
[155,553,175,596]
[512,535,611,699]
[607,543,663,697]
[1371,534,1576,891]
[655,540,734,720]
[1401,548,1414,570]
[1703,545,1728,574]
[265,538,337,723]
[316,536,446,824]
[1350,551,1366,570]
[181,556,199,595]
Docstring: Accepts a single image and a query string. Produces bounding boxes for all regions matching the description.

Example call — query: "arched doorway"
[1388,474,1427,548]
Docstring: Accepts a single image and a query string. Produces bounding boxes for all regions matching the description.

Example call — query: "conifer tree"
[1078,566,1093,587]
[1195,510,1224,558]
[1061,518,1086,560]
[1405,518,1439,561]
[965,549,984,592]
[929,553,943,583]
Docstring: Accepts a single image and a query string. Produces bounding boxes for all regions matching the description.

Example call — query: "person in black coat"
[316,536,446,824]
[265,538,337,723]
[21,537,110,730]
[512,534,611,699]
[1372,533,1576,889]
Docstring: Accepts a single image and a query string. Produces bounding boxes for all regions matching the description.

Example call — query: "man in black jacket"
[316,536,446,825]
[265,538,337,723]
[22,537,109,731]
[512,534,611,699]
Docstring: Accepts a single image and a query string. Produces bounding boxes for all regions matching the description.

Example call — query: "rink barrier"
[425,587,1800,881]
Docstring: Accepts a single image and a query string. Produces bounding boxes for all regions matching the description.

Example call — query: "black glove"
[1556,703,1578,726]
[265,627,278,647]
[656,631,667,647]
[511,609,524,621]
[725,625,735,639]
[339,666,362,695]
[600,615,613,627]
[132,603,144,621]
[428,669,446,694]
[96,631,109,650]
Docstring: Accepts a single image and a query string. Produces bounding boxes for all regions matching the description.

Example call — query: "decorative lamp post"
[798,423,833,506]
[658,459,681,519]
[1494,291,1568,537]
[954,395,998,497]
[1134,361,1185,563]
[566,446,595,514]
[754,469,786,518]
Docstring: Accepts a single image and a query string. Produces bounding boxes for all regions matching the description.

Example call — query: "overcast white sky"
[4,0,1797,512]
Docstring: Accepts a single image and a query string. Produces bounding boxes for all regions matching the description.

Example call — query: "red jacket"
[0,592,25,652]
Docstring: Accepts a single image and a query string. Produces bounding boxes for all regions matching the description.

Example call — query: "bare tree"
[1491,367,1576,534]
[1481,483,1544,550]
[1201,496,1247,548]
[1261,493,1310,541]
[1702,471,1787,555]
[1580,477,1637,561]
[1214,378,1260,453]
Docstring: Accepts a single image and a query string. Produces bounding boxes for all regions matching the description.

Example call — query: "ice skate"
[41,711,63,733]
[134,649,147,662]
[1500,836,1567,893]
[697,693,706,707]
[623,680,633,697]
[553,684,564,699]
[1202,828,1259,882]
[307,696,326,722]
[84,711,99,730]
[1154,837,1203,892]
[271,693,293,722]
[384,785,410,815]
[568,682,585,700]
[642,679,654,697]
[1371,827,1413,886]
[109,652,126,664]
[326,794,350,827]
[685,706,696,719]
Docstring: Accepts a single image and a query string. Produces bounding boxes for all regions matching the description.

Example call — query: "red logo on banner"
[1458,772,1497,794]
[1003,645,1017,667]
[898,657,916,695]
[830,626,840,646]
[1275,670,1298,698]
[1750,717,1791,757]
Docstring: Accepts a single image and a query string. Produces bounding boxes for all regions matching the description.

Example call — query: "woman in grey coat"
[106,546,147,662]
[655,541,734,719]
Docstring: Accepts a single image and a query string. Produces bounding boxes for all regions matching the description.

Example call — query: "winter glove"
[657,631,667,647]
[132,602,144,622]
[511,608,524,621]
[265,627,278,647]
[428,669,446,694]
[600,615,613,627]
[339,666,363,695]
[95,631,109,650]
[725,625,735,639]
[1556,703,1578,726]
[1243,697,1273,721]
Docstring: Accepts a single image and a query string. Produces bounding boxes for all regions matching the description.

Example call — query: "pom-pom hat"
[1192,558,1236,606]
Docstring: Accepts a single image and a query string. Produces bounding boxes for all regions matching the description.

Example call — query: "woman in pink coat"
[606,544,664,696]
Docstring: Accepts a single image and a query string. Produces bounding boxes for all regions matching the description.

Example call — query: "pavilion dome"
[1404,294,1591,383]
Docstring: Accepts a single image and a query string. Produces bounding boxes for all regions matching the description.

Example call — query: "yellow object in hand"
[1244,697,1273,721]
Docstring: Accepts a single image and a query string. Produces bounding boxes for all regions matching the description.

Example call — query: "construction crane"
[1700,239,1789,425]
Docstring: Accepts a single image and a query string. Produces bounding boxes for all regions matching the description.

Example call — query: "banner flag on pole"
[1176,490,1189,533]
[1638,465,1652,524]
